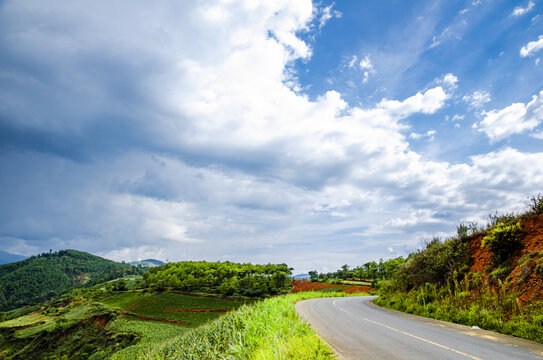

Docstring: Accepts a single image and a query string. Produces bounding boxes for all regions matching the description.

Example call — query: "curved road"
[295,296,543,360]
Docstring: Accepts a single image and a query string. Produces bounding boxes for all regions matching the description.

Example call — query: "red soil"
[469,234,493,273]
[292,280,375,293]
[469,214,543,306]
[120,310,188,325]
[510,214,543,304]
[343,286,374,294]
[292,280,343,292]
[93,315,110,329]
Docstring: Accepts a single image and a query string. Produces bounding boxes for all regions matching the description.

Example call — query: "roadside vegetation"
[0,259,318,359]
[308,256,405,286]
[375,194,543,343]
[143,291,360,360]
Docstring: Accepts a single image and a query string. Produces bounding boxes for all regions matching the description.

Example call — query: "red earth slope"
[469,214,543,305]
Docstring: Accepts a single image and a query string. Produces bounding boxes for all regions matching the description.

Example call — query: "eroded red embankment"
[469,214,543,305]
[292,280,375,293]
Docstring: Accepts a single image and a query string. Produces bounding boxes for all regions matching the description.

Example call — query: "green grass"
[109,317,187,360]
[375,286,543,343]
[341,280,372,285]
[141,291,365,360]
[314,286,351,293]
[0,313,49,328]
[102,291,250,327]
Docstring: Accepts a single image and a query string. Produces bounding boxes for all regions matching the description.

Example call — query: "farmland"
[104,291,251,359]
[102,291,248,327]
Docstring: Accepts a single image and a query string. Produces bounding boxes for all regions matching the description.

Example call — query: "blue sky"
[0,0,542,273]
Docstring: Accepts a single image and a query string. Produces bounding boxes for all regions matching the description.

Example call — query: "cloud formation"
[520,35,543,57]
[474,91,543,141]
[512,1,535,17]
[1,1,542,273]
[463,90,492,109]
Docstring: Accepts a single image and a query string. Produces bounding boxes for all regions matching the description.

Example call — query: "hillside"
[0,259,296,359]
[469,213,543,304]
[375,198,543,343]
[129,259,165,268]
[0,249,143,311]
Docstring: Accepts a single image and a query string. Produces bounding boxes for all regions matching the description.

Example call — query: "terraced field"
[101,291,252,360]
[102,291,250,328]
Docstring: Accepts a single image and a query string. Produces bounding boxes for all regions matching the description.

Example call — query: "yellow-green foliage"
[376,278,543,343]
[102,291,250,328]
[109,318,185,360]
[141,291,362,360]
[0,313,49,328]
[482,221,524,265]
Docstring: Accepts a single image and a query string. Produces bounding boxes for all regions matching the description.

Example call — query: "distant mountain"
[0,250,26,265]
[129,259,165,267]
[0,249,142,311]
[292,273,310,279]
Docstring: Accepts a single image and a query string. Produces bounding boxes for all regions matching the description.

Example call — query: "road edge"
[295,299,350,360]
[368,297,543,356]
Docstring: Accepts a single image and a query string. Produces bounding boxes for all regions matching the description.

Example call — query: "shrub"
[482,221,524,266]
[490,266,511,280]
[529,193,543,215]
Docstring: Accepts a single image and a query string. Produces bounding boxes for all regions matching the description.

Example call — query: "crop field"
[101,291,250,327]
[109,317,185,360]
[0,313,49,329]
[101,291,253,359]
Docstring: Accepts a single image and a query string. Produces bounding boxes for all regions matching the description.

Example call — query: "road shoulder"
[368,298,543,356]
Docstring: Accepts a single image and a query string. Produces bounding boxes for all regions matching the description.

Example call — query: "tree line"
[308,256,406,284]
[143,261,293,298]
[0,249,143,311]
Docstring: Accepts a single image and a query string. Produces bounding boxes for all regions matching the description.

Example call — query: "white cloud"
[359,56,376,84]
[463,90,492,109]
[1,0,543,273]
[318,4,341,30]
[348,55,358,68]
[409,130,436,141]
[520,35,543,57]
[474,91,543,141]
[512,1,535,16]
[441,73,458,88]
[452,114,465,122]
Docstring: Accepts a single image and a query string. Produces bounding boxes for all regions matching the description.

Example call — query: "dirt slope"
[469,214,543,305]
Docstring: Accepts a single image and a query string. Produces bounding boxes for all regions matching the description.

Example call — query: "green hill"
[0,249,142,311]
[0,259,293,359]
[129,259,165,268]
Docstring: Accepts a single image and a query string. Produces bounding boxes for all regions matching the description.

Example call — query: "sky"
[0,0,542,273]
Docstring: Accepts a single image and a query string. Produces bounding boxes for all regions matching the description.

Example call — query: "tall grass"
[109,317,187,360]
[140,291,360,360]
[375,281,543,343]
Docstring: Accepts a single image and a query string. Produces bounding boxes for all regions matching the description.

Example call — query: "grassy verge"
[102,291,250,327]
[109,317,187,360]
[375,285,543,343]
[141,291,363,360]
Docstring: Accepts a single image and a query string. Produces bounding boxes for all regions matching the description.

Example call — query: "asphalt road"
[295,296,543,360]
